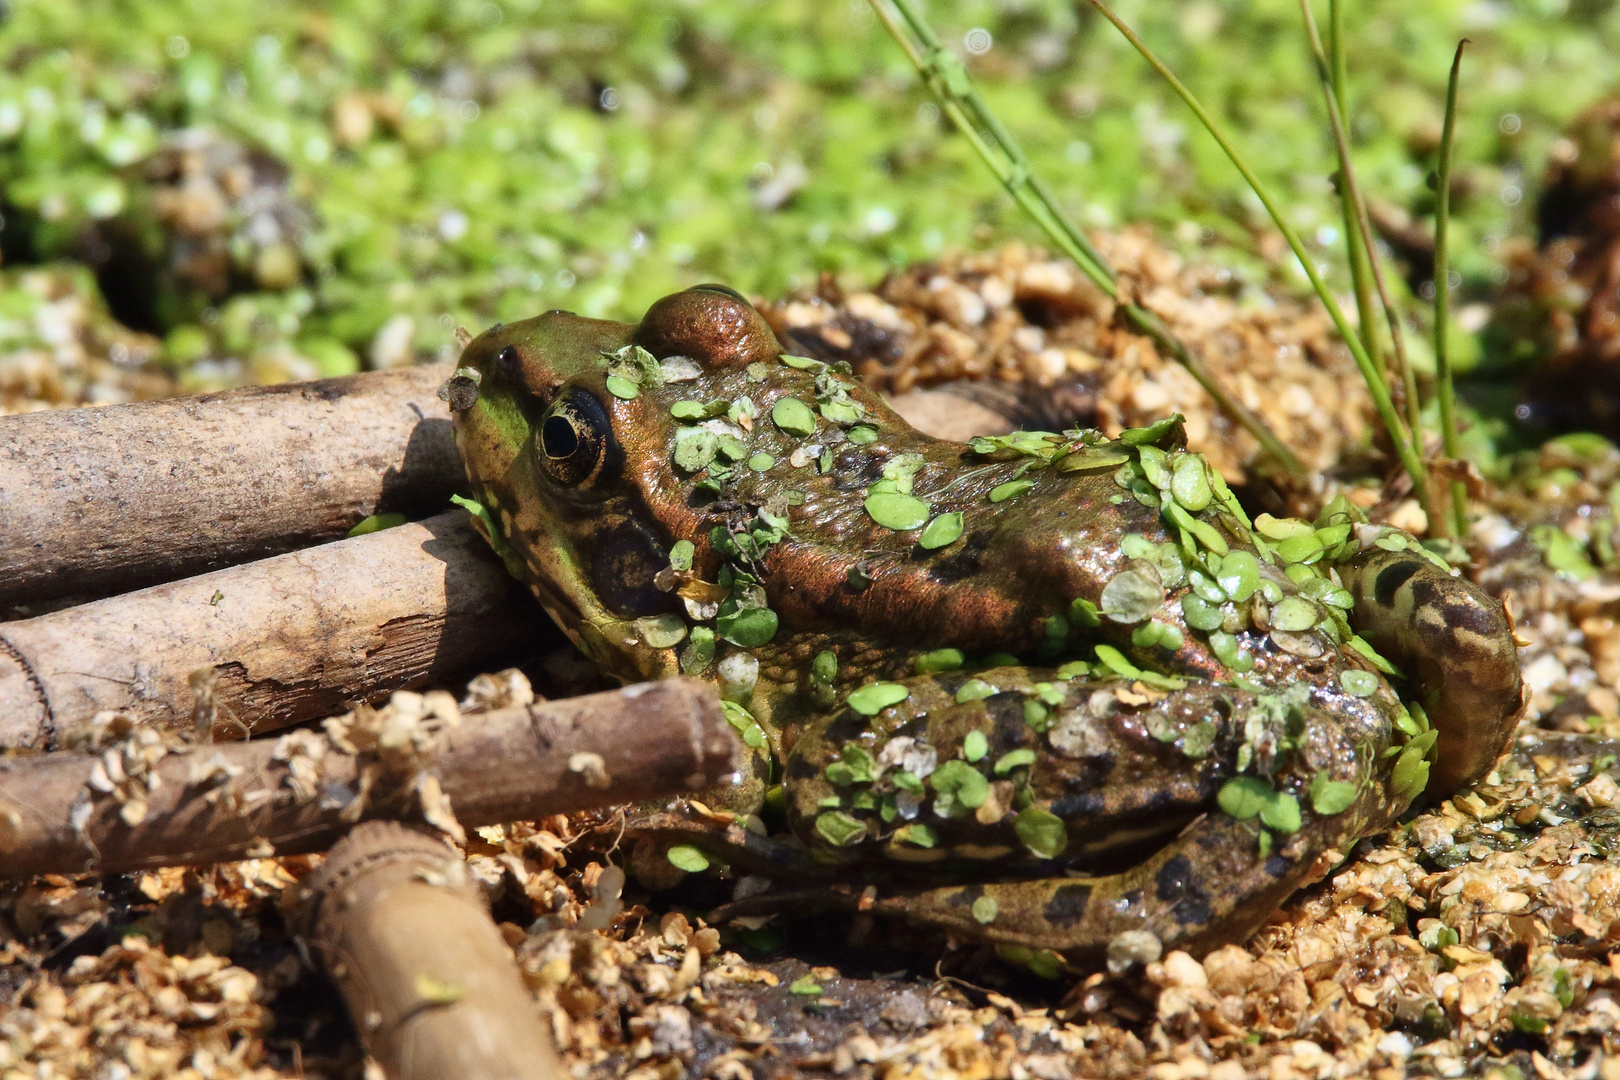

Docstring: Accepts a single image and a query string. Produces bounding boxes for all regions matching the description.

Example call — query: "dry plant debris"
[761,230,1374,484]
[1493,96,1620,440]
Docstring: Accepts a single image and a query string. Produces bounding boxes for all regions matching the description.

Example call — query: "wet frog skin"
[447,285,1524,970]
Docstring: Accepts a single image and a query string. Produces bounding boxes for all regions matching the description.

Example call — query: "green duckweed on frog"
[446,285,1524,974]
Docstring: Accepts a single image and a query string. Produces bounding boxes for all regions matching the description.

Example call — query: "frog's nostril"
[496,345,522,379]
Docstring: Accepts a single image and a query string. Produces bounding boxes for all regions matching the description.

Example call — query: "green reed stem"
[1326,0,1383,377]
[1302,0,1427,485]
[1085,0,1435,525]
[871,0,1308,478]
[1434,42,1469,539]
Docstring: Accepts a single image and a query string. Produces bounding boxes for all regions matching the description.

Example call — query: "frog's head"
[447,285,782,677]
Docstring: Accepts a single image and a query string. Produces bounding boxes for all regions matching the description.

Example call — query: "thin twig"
[1434,42,1470,539]
[1084,0,1436,524]
[871,0,1308,477]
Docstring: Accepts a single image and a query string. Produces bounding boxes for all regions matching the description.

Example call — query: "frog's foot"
[762,776,1399,970]
[610,803,831,885]
[1336,545,1524,794]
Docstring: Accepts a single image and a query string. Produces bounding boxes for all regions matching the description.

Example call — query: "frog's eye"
[536,387,619,489]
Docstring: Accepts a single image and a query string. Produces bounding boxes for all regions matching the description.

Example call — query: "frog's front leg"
[859,774,1399,965]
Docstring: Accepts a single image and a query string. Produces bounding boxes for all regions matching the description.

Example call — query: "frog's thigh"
[789,672,1246,853]
[867,798,1368,962]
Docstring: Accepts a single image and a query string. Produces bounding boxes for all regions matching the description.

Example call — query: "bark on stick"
[0,678,739,878]
[0,362,463,606]
[0,510,553,750]
[290,821,565,1080]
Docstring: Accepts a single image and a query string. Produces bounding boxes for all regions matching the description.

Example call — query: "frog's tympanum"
[447,286,1523,973]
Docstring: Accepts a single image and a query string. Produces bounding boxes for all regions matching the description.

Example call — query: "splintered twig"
[0,678,739,878]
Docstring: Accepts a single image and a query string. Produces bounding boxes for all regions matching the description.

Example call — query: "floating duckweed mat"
[0,0,1614,391]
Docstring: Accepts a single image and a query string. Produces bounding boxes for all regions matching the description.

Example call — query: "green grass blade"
[870,0,1306,477]
[1434,42,1469,539]
[1326,0,1383,375]
[1301,0,1426,478]
[1086,0,1434,523]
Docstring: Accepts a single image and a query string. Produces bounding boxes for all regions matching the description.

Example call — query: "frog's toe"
[617,804,825,882]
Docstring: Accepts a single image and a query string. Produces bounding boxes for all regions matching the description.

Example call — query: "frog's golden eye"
[536,387,619,489]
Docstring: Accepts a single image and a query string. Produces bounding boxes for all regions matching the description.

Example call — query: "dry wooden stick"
[0,509,555,751]
[0,361,463,606]
[289,820,566,1080]
[0,677,739,878]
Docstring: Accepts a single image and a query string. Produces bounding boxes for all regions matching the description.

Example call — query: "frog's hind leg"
[1335,545,1523,795]
[859,777,1401,967]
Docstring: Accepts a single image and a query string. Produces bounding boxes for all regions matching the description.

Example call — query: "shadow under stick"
[291,820,564,1080]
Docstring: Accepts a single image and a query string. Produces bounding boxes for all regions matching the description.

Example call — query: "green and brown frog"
[445,285,1523,972]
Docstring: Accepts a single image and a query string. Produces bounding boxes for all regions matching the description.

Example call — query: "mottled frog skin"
[447,286,1523,970]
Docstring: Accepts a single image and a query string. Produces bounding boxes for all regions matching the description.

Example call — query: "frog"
[444,284,1523,971]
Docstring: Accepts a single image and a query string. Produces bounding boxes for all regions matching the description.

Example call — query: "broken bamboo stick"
[0,361,462,606]
[0,678,738,878]
[290,820,566,1080]
[0,509,555,751]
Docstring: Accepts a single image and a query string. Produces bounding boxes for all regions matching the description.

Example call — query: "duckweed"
[955,678,999,703]
[865,491,930,531]
[1339,669,1380,697]
[1014,804,1068,859]
[1309,771,1359,815]
[771,396,817,436]
[846,681,910,715]
[816,811,867,847]
[918,511,964,549]
[914,647,965,674]
[993,748,1036,774]
[666,845,711,872]
[988,479,1034,503]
